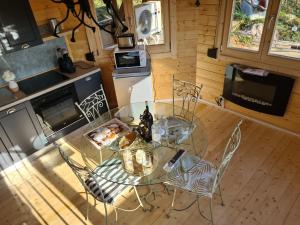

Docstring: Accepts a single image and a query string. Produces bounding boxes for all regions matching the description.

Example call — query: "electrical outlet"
[215,96,225,108]
[219,96,224,108]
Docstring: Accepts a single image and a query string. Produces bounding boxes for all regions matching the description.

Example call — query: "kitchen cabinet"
[0,0,42,53]
[74,71,102,102]
[0,102,46,168]
[0,125,14,170]
[74,71,108,116]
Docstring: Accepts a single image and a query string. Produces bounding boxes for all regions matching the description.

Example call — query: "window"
[268,1,300,59]
[91,0,171,54]
[132,0,164,46]
[127,0,171,53]
[221,0,300,70]
[92,0,126,49]
[227,0,269,52]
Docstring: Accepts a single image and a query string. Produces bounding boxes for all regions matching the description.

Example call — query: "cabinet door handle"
[7,108,16,114]
[85,77,92,81]
[21,43,30,49]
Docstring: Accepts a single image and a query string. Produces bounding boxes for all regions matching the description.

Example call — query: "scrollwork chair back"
[75,84,109,123]
[172,75,203,123]
[212,120,243,193]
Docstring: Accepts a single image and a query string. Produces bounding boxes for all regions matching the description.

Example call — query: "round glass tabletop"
[61,102,208,186]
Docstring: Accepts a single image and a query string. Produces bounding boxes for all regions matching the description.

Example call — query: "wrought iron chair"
[171,75,203,153]
[164,120,243,225]
[75,84,110,123]
[56,144,144,225]
[172,75,203,123]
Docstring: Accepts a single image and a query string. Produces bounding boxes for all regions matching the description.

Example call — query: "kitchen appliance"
[117,33,135,49]
[49,18,61,33]
[223,64,294,116]
[114,46,147,69]
[99,18,117,49]
[28,71,103,142]
[56,48,76,73]
[30,83,83,142]
[134,1,162,40]
[113,57,152,107]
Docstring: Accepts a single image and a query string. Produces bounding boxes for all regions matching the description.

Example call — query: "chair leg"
[113,205,118,223]
[99,151,103,164]
[162,183,174,195]
[94,197,97,207]
[171,188,177,208]
[104,202,109,225]
[197,196,211,222]
[210,198,214,225]
[133,186,144,209]
[218,185,225,206]
[85,191,89,220]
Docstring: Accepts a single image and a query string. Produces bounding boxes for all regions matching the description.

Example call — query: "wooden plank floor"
[0,104,299,225]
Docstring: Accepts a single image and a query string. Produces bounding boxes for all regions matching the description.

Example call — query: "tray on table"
[84,118,131,151]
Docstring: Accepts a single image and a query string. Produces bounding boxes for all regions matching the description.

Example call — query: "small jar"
[8,80,19,92]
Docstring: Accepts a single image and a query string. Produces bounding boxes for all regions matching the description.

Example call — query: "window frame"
[219,0,300,73]
[124,0,171,54]
[87,0,174,58]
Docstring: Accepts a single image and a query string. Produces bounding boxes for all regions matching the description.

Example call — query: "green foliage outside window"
[231,0,300,45]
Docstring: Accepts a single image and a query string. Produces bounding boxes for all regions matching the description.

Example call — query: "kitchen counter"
[0,61,100,112]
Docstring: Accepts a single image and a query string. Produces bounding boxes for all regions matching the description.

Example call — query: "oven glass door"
[40,96,81,131]
[31,84,83,137]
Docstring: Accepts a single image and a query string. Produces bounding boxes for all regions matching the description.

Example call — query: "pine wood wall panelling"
[195,0,300,134]
[29,0,300,133]
[151,58,177,99]
[98,60,118,108]
[151,0,202,99]
[29,0,91,62]
[29,0,118,108]
[29,0,201,105]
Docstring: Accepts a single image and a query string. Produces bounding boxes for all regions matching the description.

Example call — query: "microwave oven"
[114,47,147,69]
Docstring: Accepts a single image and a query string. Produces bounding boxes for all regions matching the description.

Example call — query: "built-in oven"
[30,83,86,142]
[28,70,103,142]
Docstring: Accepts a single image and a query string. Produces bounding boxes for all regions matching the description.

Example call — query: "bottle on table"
[137,101,153,142]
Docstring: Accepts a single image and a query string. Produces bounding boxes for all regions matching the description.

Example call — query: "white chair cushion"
[165,156,216,197]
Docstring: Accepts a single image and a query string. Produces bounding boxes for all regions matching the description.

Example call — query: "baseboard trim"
[155,98,300,138]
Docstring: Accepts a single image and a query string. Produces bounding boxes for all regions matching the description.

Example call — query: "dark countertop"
[0,61,100,112]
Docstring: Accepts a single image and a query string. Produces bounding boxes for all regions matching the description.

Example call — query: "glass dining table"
[59,102,208,187]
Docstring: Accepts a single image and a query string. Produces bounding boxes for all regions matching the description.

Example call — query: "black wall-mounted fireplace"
[223,64,294,116]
